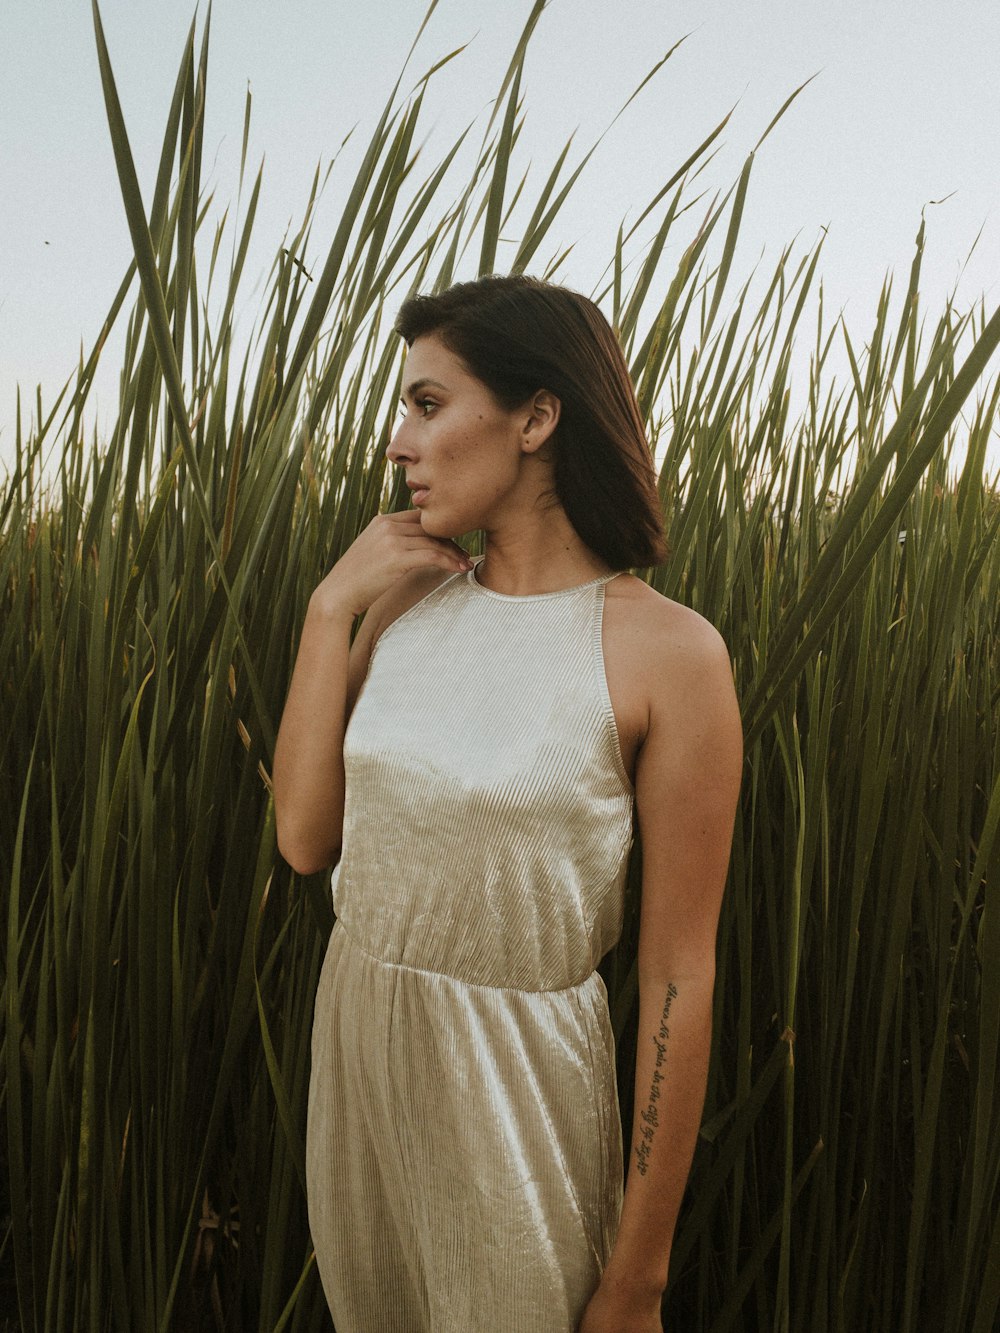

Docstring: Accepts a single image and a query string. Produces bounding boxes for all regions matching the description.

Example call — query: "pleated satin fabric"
[306,554,636,1331]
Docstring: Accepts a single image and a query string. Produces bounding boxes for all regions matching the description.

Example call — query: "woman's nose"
[386,422,412,465]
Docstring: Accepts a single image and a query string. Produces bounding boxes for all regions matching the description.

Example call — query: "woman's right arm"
[272,510,471,874]
[272,592,375,875]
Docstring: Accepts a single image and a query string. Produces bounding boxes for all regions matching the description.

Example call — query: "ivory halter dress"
[306,553,636,1332]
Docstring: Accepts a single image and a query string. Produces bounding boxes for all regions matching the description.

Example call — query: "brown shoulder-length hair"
[393,274,669,574]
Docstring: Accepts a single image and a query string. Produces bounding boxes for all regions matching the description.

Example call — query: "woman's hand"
[311,509,472,620]
[576,1278,664,1332]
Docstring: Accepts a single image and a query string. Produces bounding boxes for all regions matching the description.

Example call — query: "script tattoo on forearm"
[634,982,678,1177]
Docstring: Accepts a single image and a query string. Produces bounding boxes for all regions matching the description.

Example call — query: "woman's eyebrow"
[401,377,449,400]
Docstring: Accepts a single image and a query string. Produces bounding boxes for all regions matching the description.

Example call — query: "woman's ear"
[521,389,561,455]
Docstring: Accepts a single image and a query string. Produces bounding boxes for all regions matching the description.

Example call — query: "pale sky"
[2,0,999,479]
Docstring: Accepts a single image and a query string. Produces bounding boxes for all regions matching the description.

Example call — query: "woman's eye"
[397,399,437,418]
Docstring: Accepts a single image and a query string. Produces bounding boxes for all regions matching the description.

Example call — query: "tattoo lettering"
[634,982,678,1176]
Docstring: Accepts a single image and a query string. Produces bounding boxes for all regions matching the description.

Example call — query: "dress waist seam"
[334,918,599,996]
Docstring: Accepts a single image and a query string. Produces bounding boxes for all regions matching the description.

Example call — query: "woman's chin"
[416,501,478,543]
[418,506,457,537]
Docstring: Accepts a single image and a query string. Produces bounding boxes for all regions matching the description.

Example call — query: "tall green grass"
[2,2,999,1328]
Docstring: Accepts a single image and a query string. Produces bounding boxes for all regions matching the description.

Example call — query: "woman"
[273,274,743,1332]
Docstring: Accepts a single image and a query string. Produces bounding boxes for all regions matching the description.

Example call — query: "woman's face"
[386,333,556,539]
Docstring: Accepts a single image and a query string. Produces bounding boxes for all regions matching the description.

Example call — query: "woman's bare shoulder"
[610,574,727,647]
[611,579,741,791]
[608,575,734,723]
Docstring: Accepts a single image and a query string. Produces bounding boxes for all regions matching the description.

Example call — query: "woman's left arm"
[579,613,744,1332]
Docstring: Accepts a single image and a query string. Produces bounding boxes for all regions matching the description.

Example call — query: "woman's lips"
[412,488,430,505]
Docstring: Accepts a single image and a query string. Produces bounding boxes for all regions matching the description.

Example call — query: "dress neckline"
[465,554,623,601]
